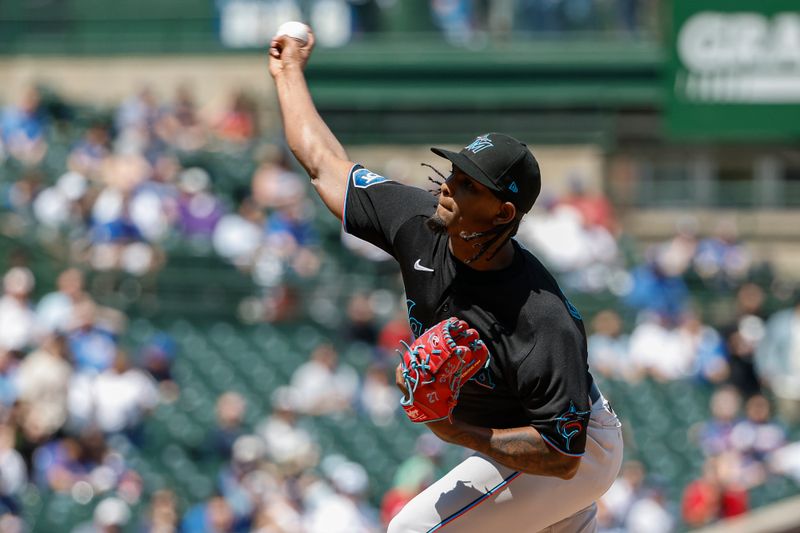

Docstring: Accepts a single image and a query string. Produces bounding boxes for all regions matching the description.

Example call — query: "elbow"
[556,456,581,480]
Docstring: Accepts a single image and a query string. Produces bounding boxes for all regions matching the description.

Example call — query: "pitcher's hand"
[268,29,315,79]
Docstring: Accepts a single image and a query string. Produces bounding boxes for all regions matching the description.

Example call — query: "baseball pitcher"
[268,28,623,533]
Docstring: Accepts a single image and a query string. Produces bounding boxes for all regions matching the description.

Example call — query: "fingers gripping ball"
[275,21,309,44]
[399,318,490,423]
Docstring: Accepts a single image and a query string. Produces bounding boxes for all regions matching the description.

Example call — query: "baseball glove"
[398,317,490,423]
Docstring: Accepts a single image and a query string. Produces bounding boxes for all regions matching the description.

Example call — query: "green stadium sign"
[667,0,800,140]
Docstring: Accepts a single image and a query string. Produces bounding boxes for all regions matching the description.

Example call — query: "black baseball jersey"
[343,165,594,456]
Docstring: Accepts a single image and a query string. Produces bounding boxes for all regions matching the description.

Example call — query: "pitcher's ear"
[494,202,516,226]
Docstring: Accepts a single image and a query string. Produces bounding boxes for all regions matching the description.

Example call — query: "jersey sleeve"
[515,306,592,456]
[343,164,436,257]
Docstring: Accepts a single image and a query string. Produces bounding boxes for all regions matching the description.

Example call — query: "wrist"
[276,63,305,79]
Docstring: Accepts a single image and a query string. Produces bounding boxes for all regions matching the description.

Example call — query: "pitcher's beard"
[426,213,448,235]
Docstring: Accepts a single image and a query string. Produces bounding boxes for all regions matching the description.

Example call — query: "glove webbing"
[398,319,465,408]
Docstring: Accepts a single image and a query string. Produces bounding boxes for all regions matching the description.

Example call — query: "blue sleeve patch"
[352,168,390,189]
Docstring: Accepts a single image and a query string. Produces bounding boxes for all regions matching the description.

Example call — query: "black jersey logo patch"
[555,401,591,452]
[406,299,424,339]
[471,367,496,390]
[353,168,390,188]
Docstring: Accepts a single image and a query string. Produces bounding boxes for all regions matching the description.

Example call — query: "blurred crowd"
[1,85,324,322]
[3,82,800,531]
[216,0,656,51]
[0,259,425,531]
[245,0,656,47]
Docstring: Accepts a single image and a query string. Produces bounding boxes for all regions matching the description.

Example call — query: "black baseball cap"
[431,133,541,214]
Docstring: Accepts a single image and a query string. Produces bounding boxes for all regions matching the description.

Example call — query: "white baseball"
[275,21,309,44]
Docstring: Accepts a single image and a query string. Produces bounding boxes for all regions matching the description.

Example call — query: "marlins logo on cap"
[464,135,494,154]
[430,133,542,214]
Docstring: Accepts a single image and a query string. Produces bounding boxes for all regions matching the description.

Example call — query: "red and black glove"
[398,317,490,423]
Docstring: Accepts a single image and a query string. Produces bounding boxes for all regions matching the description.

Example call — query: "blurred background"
[1,0,800,531]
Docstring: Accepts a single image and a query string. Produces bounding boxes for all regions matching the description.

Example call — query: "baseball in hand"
[275,21,309,45]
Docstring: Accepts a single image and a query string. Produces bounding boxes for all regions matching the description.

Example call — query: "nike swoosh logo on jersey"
[414,259,434,272]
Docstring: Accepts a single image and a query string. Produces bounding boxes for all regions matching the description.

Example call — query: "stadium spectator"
[215,90,258,144]
[71,351,159,437]
[756,294,800,423]
[682,455,749,526]
[138,489,179,533]
[255,387,318,475]
[722,283,766,398]
[156,84,208,151]
[518,198,595,272]
[181,494,242,533]
[307,457,378,533]
[430,0,476,46]
[628,312,694,381]
[651,216,698,279]
[681,458,723,527]
[730,394,786,487]
[5,169,42,219]
[32,170,90,229]
[682,312,729,384]
[176,167,224,239]
[623,254,689,322]
[252,492,304,533]
[217,434,269,525]
[73,496,132,533]
[32,429,111,493]
[0,86,47,165]
[600,460,647,529]
[260,194,321,283]
[0,267,36,353]
[138,332,179,398]
[377,309,414,360]
[344,293,380,346]
[213,197,264,268]
[518,193,620,292]
[560,173,618,233]
[587,309,632,380]
[128,163,179,245]
[693,385,743,457]
[624,486,673,533]
[15,334,73,442]
[67,300,118,373]
[288,343,358,416]
[114,87,161,156]
[0,424,27,516]
[693,217,752,289]
[90,191,160,276]
[200,392,248,464]
[67,123,111,179]
[358,364,398,426]
[251,144,305,210]
[0,351,20,410]
[36,268,89,335]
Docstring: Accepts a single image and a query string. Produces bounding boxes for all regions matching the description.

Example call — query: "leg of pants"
[387,395,623,533]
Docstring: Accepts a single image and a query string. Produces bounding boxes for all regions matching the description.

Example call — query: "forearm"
[273,66,347,178]
[429,420,579,479]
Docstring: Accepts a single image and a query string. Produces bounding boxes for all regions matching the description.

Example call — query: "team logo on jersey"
[555,401,591,452]
[559,289,582,320]
[464,135,493,154]
[471,366,496,390]
[565,299,582,320]
[352,168,390,188]
[406,300,424,339]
